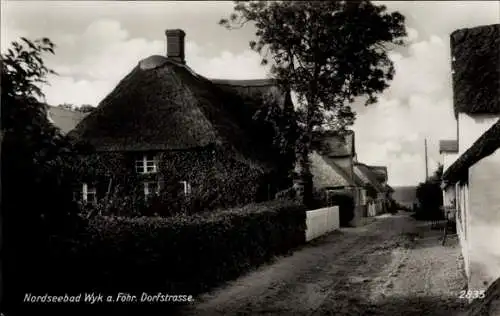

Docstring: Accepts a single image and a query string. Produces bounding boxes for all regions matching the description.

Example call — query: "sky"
[1,1,499,186]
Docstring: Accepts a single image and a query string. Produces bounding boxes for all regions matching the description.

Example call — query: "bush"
[22,200,306,307]
[416,180,443,221]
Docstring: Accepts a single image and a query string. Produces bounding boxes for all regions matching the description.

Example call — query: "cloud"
[0,26,27,50]
[379,1,500,39]
[353,32,456,186]
[35,18,267,106]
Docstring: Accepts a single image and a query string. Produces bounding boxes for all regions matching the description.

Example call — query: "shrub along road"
[177,212,468,315]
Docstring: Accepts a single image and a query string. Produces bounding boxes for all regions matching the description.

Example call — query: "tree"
[430,163,444,182]
[1,37,79,224]
[220,1,407,205]
[416,164,444,220]
[2,37,83,311]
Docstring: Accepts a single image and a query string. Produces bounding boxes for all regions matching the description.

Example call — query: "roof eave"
[442,119,500,182]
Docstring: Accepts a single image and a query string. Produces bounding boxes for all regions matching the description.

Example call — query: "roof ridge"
[169,64,223,144]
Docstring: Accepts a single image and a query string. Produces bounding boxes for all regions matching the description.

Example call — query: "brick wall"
[467,149,500,291]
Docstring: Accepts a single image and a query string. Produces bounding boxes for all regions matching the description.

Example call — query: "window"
[179,181,192,195]
[144,181,160,199]
[82,183,97,204]
[135,154,157,174]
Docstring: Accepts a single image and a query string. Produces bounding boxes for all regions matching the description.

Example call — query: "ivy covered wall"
[71,145,283,216]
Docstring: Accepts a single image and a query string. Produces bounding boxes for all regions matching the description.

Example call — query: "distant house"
[368,165,393,211]
[68,29,295,208]
[368,165,388,184]
[354,163,387,216]
[309,130,371,226]
[440,24,500,292]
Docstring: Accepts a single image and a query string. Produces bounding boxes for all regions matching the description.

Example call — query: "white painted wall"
[455,181,470,280]
[443,152,459,172]
[467,149,500,291]
[458,113,499,155]
[305,206,340,242]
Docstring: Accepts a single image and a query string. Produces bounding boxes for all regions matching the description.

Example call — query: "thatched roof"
[451,24,500,117]
[439,140,459,154]
[367,165,388,183]
[70,55,291,170]
[46,105,89,134]
[310,151,363,189]
[312,130,355,157]
[354,163,386,193]
[210,78,288,112]
[443,119,500,184]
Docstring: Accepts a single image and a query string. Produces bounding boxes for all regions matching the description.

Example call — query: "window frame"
[179,180,192,195]
[143,180,160,199]
[135,154,158,174]
[82,183,97,204]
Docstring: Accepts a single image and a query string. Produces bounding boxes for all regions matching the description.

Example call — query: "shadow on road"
[318,295,468,316]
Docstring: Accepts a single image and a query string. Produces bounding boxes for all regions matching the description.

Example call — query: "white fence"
[305,206,340,242]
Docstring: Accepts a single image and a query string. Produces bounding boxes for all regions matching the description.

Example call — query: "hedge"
[15,199,306,312]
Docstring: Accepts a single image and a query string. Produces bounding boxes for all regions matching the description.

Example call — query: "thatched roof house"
[68,29,297,208]
[70,29,293,172]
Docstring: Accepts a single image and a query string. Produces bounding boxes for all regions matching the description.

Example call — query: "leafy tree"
[220,1,407,205]
[2,37,82,310]
[416,164,444,220]
[429,163,444,182]
[1,37,79,225]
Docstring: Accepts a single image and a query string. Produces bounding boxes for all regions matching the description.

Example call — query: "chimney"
[165,29,186,64]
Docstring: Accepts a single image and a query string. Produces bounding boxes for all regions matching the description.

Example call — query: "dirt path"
[177,212,468,315]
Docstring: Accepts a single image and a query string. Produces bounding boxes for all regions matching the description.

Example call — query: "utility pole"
[424,138,429,181]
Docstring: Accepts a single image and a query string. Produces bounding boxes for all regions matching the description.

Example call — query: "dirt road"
[178,212,468,315]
